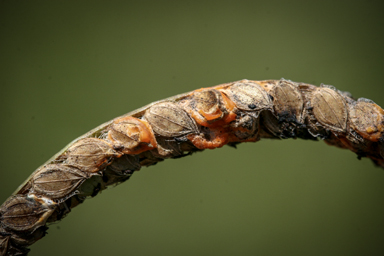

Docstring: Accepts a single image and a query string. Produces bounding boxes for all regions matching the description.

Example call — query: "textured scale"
[144,102,199,137]
[0,196,54,232]
[60,138,119,173]
[272,79,304,122]
[0,233,30,256]
[1,79,383,256]
[310,86,348,133]
[260,79,304,138]
[31,165,88,201]
[2,227,45,247]
[222,80,273,113]
[0,235,10,256]
[348,99,384,142]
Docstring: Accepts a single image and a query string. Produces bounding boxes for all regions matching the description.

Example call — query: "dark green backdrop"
[1,1,384,255]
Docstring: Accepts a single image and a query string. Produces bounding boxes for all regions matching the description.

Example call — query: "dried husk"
[222,80,273,112]
[31,164,87,201]
[4,245,29,256]
[0,231,30,256]
[144,102,199,137]
[0,195,54,233]
[150,136,191,158]
[138,150,164,167]
[310,87,348,133]
[230,115,259,140]
[0,233,10,256]
[260,111,282,137]
[46,196,85,223]
[103,155,141,186]
[77,175,105,198]
[63,138,118,173]
[107,155,141,174]
[2,226,46,248]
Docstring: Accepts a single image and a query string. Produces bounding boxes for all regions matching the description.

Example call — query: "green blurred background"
[1,1,384,255]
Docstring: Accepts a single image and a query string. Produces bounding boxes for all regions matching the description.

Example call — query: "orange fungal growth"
[185,89,236,128]
[188,89,224,127]
[108,116,157,154]
[187,128,229,150]
[198,107,222,122]
[220,92,237,123]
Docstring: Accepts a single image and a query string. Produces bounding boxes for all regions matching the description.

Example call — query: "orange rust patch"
[198,108,223,121]
[220,92,237,124]
[187,129,229,150]
[110,116,157,154]
[185,89,237,128]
